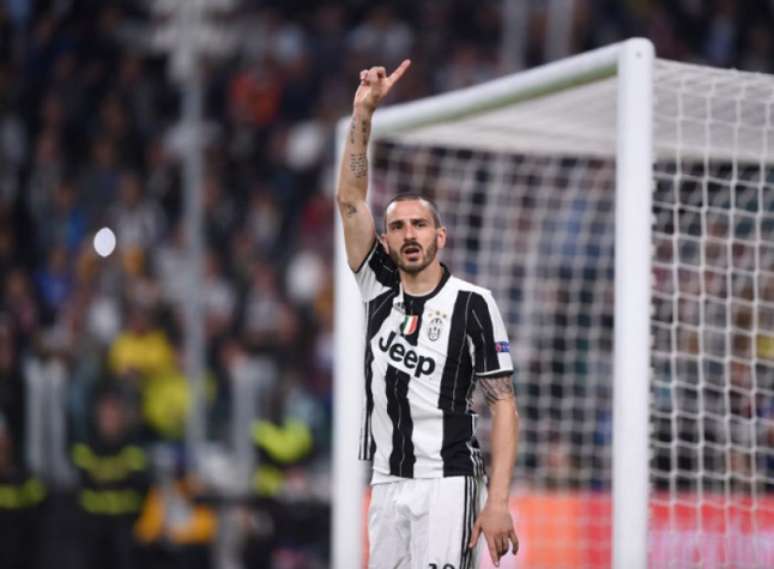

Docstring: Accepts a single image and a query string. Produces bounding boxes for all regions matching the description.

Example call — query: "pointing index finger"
[386,59,411,86]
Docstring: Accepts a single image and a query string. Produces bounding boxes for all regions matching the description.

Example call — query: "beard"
[389,239,438,275]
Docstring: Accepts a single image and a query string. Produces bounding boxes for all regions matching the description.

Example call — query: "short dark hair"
[383,193,442,230]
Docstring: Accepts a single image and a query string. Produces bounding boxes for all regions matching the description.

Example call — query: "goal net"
[333,39,774,569]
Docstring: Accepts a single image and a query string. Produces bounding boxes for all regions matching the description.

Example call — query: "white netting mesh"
[366,58,774,568]
[649,60,774,569]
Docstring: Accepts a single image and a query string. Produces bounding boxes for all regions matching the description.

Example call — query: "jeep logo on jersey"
[377,331,436,378]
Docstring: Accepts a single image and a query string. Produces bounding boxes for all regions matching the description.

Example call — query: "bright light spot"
[93,227,116,258]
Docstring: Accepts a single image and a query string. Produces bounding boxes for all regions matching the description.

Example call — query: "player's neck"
[400,261,444,296]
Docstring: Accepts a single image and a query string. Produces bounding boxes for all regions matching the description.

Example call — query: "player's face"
[382,200,446,275]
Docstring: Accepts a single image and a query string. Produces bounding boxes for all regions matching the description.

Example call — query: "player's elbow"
[490,395,518,418]
[335,190,350,206]
[335,188,357,209]
[337,190,369,220]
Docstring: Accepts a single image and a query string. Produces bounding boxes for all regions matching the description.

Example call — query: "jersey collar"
[394,263,451,312]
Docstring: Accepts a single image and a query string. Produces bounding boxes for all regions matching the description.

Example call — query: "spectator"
[240,261,299,358]
[135,446,216,569]
[71,385,149,569]
[0,316,24,455]
[26,127,62,220]
[202,250,237,342]
[203,173,238,251]
[2,267,40,348]
[78,136,121,225]
[0,414,46,569]
[36,178,86,254]
[109,170,164,256]
[108,303,176,416]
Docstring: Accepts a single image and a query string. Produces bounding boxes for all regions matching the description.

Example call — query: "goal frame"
[332,38,654,569]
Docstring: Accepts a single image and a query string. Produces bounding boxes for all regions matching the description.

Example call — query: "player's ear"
[436,226,447,250]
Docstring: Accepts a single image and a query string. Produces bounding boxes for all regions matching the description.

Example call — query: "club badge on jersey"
[425,309,447,342]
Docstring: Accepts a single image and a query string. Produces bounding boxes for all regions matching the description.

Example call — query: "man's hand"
[354,59,411,114]
[337,59,410,269]
[469,500,519,567]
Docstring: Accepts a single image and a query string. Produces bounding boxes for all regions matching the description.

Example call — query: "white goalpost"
[333,38,774,569]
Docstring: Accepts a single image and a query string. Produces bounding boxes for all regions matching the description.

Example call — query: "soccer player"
[336,60,520,569]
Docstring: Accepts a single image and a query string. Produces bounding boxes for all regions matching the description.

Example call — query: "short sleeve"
[467,290,514,377]
[353,239,399,301]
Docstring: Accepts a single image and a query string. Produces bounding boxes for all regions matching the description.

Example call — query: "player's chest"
[371,303,457,375]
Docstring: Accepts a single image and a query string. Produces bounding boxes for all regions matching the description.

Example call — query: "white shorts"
[368,476,486,569]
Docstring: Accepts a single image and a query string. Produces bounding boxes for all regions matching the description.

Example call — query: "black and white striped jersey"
[354,241,514,481]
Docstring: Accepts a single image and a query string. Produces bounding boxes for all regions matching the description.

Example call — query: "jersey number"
[428,565,455,569]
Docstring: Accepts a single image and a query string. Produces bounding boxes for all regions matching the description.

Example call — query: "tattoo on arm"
[343,203,357,217]
[360,119,370,144]
[349,118,371,146]
[350,153,368,178]
[478,375,514,406]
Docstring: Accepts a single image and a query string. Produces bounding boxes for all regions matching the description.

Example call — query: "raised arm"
[470,376,520,567]
[336,60,411,270]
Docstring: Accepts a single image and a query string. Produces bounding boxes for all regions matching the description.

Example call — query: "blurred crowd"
[1,0,774,568]
[650,161,774,495]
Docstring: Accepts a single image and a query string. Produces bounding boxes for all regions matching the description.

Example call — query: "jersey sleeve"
[467,290,514,377]
[353,239,399,301]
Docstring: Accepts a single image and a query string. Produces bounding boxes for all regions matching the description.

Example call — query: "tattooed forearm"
[360,119,370,144]
[479,375,514,406]
[349,117,371,146]
[350,152,368,178]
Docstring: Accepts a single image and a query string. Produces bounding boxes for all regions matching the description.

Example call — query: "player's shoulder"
[357,239,399,279]
[447,275,495,300]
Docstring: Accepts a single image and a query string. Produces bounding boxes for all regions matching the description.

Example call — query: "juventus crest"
[425,309,447,342]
